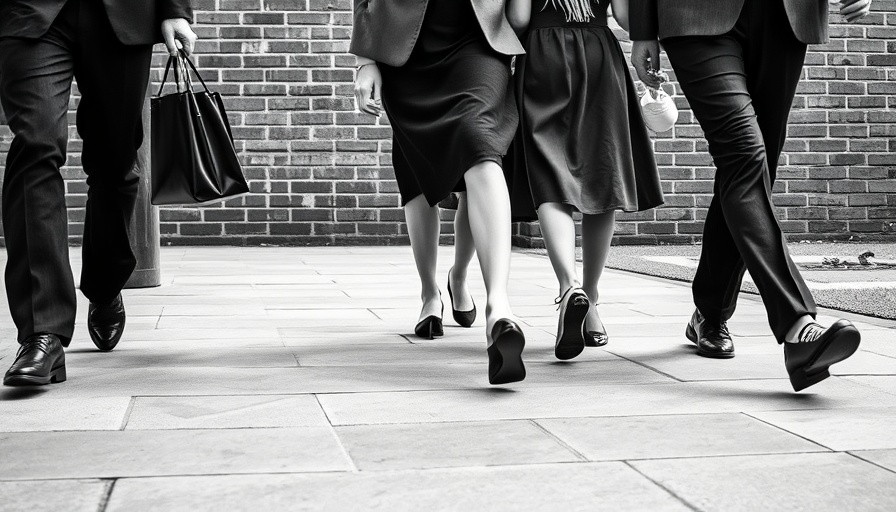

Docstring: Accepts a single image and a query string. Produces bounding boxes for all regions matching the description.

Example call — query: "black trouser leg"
[663,0,816,342]
[0,31,77,342]
[73,0,152,304]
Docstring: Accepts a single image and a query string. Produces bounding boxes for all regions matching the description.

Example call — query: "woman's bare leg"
[404,194,442,321]
[449,192,476,311]
[462,161,515,334]
[536,202,580,294]
[581,211,615,332]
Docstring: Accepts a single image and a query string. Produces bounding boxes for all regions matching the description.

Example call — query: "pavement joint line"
[740,412,838,453]
[97,479,117,512]
[118,397,138,431]
[622,460,699,511]
[845,451,896,477]
[603,351,687,383]
[529,419,590,462]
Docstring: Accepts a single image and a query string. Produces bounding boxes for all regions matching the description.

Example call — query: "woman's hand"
[354,63,383,116]
[838,0,872,22]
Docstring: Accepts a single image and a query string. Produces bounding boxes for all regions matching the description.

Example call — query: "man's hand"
[839,0,872,22]
[161,18,197,57]
[354,63,383,117]
[631,39,663,89]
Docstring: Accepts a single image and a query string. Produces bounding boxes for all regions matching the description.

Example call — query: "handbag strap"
[156,50,209,97]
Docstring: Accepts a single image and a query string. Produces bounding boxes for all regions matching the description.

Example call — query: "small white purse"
[636,71,678,133]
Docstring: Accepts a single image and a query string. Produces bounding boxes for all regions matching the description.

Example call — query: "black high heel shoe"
[584,302,609,347]
[487,319,526,385]
[415,301,444,339]
[447,267,476,328]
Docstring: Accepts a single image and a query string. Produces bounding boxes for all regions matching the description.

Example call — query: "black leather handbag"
[150,52,249,206]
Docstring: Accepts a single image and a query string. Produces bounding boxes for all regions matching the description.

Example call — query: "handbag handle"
[157,50,210,97]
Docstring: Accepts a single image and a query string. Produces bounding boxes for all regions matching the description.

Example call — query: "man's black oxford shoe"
[785,320,861,392]
[88,293,126,352]
[4,334,66,386]
[685,309,734,359]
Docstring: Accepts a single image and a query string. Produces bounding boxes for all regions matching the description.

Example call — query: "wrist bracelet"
[356,63,376,72]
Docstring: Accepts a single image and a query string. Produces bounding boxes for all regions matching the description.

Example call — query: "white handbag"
[636,72,678,133]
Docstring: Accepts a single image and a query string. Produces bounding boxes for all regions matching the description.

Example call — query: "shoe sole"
[489,329,526,385]
[686,323,735,359]
[790,324,861,392]
[3,364,67,387]
[555,292,588,361]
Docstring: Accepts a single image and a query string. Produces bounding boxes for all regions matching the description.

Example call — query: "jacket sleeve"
[160,0,194,22]
[349,0,375,60]
[629,0,658,40]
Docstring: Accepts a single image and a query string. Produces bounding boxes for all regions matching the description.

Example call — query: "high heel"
[554,287,588,360]
[584,305,609,347]
[487,319,526,385]
[447,267,476,328]
[414,300,444,339]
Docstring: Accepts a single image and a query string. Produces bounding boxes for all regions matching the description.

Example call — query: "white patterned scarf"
[544,0,596,22]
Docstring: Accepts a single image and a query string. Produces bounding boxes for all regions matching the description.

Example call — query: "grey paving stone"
[537,413,826,461]
[335,420,581,470]
[125,395,330,430]
[105,463,689,512]
[319,378,896,426]
[0,397,130,432]
[631,452,896,512]
[0,480,108,511]
[750,407,896,451]
[0,427,351,480]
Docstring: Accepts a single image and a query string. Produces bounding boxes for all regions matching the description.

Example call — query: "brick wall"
[0,1,894,247]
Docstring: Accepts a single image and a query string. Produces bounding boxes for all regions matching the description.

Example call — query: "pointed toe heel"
[447,269,476,328]
[487,319,526,385]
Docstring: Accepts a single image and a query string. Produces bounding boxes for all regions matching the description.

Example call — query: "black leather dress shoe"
[4,334,66,386]
[785,320,861,392]
[88,294,126,352]
[685,309,734,359]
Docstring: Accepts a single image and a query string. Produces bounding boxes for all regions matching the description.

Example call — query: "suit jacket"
[630,0,828,45]
[0,0,194,45]
[350,0,525,67]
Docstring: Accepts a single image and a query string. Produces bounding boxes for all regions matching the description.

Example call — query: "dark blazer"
[630,0,828,45]
[350,0,525,67]
[0,0,194,45]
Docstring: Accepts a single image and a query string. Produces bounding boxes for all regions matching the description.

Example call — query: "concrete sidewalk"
[1,246,895,511]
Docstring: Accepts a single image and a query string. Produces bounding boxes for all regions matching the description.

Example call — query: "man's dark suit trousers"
[0,0,153,343]
[661,0,817,342]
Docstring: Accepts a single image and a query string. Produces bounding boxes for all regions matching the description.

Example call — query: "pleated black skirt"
[509,5,664,220]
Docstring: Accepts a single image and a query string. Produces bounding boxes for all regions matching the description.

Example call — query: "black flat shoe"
[785,319,861,392]
[554,287,588,360]
[685,309,734,359]
[487,319,526,385]
[447,268,476,328]
[4,334,66,386]
[88,293,126,352]
[415,301,444,339]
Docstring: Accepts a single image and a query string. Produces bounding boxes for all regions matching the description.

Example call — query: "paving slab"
[335,420,581,470]
[536,413,827,461]
[0,480,108,512]
[0,427,351,480]
[749,407,896,451]
[318,378,896,426]
[125,395,330,430]
[851,449,896,473]
[630,452,896,511]
[0,397,130,432]
[104,463,689,512]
